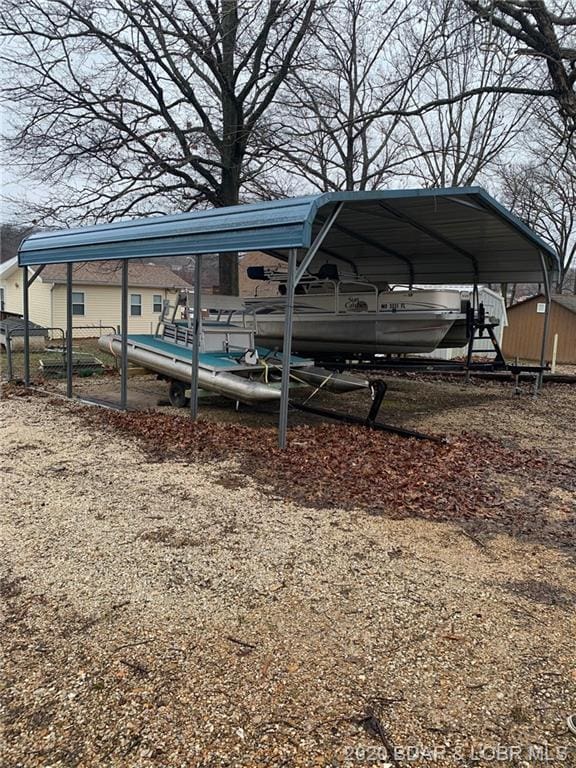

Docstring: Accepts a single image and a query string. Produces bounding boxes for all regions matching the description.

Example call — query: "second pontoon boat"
[243,265,470,355]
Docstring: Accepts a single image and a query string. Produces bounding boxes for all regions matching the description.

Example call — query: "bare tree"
[266,0,539,193]
[265,0,451,191]
[463,1,576,125]
[499,112,576,292]
[0,0,318,294]
[402,0,529,188]
[0,223,38,263]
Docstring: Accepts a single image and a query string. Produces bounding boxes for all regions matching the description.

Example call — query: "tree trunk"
[217,252,240,296]
[217,165,241,296]
[217,0,241,296]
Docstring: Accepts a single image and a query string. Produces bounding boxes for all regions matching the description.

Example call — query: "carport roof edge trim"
[17,186,560,280]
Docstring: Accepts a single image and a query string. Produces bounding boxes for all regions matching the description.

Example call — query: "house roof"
[239,251,284,297]
[41,260,192,288]
[18,188,560,285]
[0,256,18,280]
[1,256,191,288]
[552,295,576,314]
[509,293,576,315]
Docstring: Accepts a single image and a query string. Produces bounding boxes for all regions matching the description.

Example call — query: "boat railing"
[162,321,204,349]
[247,278,381,315]
[162,313,256,355]
[334,280,379,313]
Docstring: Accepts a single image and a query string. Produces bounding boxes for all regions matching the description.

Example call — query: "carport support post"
[66,263,73,398]
[6,329,13,381]
[190,254,202,420]
[278,248,298,449]
[22,267,30,386]
[120,259,129,409]
[537,250,552,392]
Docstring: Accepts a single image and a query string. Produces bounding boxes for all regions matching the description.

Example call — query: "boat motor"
[247,266,269,281]
[240,349,259,366]
[316,263,340,281]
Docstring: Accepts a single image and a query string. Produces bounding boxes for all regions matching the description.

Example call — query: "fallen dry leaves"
[4,382,574,539]
[69,401,576,537]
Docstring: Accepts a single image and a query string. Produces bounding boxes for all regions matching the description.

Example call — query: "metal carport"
[18,186,560,447]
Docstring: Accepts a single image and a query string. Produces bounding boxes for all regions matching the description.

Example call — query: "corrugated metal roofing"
[18,188,559,284]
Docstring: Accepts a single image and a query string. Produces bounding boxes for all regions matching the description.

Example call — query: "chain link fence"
[1,324,118,382]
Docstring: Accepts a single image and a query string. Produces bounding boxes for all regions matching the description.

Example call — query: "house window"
[153,294,163,313]
[0,286,4,311]
[130,293,142,316]
[72,291,85,316]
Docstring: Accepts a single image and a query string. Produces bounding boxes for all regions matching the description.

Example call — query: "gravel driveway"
[1,385,575,767]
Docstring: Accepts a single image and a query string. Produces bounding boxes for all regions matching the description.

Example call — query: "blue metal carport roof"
[18,187,559,284]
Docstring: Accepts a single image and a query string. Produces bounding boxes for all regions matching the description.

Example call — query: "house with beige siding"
[0,258,192,336]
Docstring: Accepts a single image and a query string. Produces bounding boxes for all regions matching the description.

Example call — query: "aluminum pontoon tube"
[99,335,281,403]
[99,335,369,402]
[292,366,369,393]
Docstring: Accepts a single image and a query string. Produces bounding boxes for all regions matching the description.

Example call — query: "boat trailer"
[290,380,443,443]
[311,304,549,392]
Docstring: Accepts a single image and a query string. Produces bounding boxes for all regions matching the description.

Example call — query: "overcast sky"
[2,168,50,223]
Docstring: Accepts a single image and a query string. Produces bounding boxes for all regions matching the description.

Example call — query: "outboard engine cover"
[317,263,340,281]
[241,349,259,366]
[247,266,268,281]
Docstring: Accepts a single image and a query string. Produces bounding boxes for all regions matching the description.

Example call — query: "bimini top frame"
[17,187,560,448]
[19,187,559,284]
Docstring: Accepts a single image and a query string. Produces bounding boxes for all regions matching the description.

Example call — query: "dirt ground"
[1,376,575,768]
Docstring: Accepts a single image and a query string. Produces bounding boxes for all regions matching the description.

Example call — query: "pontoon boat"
[243,265,470,355]
[99,291,369,406]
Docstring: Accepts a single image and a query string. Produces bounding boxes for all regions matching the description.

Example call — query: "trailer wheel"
[168,380,188,408]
